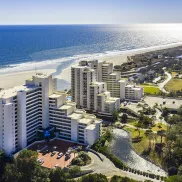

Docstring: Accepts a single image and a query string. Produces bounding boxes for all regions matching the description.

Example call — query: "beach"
[58,42,182,83]
[1,42,182,90]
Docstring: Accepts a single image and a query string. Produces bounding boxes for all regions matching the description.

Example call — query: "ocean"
[0,24,182,74]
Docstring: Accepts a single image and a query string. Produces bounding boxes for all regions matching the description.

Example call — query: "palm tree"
[157,130,166,143]
[72,149,77,158]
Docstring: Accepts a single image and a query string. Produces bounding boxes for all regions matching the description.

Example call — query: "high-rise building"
[49,92,102,145]
[71,60,120,114]
[0,73,102,155]
[0,73,56,155]
[72,60,143,105]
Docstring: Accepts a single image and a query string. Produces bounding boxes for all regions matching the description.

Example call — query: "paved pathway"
[154,108,168,125]
[158,72,172,93]
[81,152,161,181]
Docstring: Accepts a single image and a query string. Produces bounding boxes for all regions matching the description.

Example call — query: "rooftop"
[119,79,127,83]
[95,119,102,124]
[59,104,73,110]
[109,72,120,76]
[33,73,51,79]
[79,118,93,124]
[68,112,83,120]
[83,68,95,72]
[0,85,37,99]
[133,87,142,91]
[49,91,67,99]
[90,82,105,86]
[49,94,62,99]
[102,62,112,66]
[105,97,120,103]
[97,91,110,96]
[72,65,86,69]
[85,124,96,130]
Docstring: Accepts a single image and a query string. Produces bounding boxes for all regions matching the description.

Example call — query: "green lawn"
[165,79,182,92]
[140,85,160,95]
[152,123,167,132]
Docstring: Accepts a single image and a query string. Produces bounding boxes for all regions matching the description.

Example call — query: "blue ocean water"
[0,24,182,72]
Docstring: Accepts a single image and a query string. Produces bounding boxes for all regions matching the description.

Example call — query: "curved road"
[81,152,161,181]
[158,72,172,93]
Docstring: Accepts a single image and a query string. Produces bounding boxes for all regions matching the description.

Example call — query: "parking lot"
[28,139,80,169]
[144,96,182,109]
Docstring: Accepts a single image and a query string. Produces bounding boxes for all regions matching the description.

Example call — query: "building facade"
[71,60,143,109]
[71,60,120,114]
[0,73,102,155]
[49,92,101,145]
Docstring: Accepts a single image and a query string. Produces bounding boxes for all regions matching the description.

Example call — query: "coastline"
[58,42,182,83]
[1,42,182,90]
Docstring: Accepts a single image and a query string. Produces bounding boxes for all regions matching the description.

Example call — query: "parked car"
[52,146,57,151]
[37,159,44,165]
[65,151,70,155]
[42,149,49,155]
[51,151,56,156]
[73,146,79,150]
[65,154,71,161]
[54,164,59,168]
[57,152,63,159]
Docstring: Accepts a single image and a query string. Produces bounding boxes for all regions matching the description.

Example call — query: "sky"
[0,0,182,25]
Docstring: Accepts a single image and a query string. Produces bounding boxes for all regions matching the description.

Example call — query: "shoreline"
[1,42,182,90]
[58,41,182,83]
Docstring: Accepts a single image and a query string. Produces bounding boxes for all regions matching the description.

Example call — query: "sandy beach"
[1,42,182,90]
[58,42,182,83]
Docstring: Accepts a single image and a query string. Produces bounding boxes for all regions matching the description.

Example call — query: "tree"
[79,173,108,182]
[16,149,39,181]
[121,113,128,123]
[3,149,50,182]
[3,163,20,182]
[178,165,182,175]
[148,132,155,149]
[32,167,50,182]
[49,168,70,182]
[166,175,182,182]
[167,115,181,127]
[110,175,139,182]
[112,109,119,121]
[157,130,166,143]
[0,150,5,180]
[69,166,81,178]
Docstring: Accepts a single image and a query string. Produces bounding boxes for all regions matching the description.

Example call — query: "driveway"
[81,152,161,181]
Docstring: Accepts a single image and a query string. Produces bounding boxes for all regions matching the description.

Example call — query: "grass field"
[152,123,167,132]
[140,85,160,95]
[165,79,182,92]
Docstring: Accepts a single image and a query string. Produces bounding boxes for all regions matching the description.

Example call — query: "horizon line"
[0,23,182,26]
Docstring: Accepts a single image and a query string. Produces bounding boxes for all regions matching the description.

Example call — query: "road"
[81,152,161,181]
[158,72,172,93]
